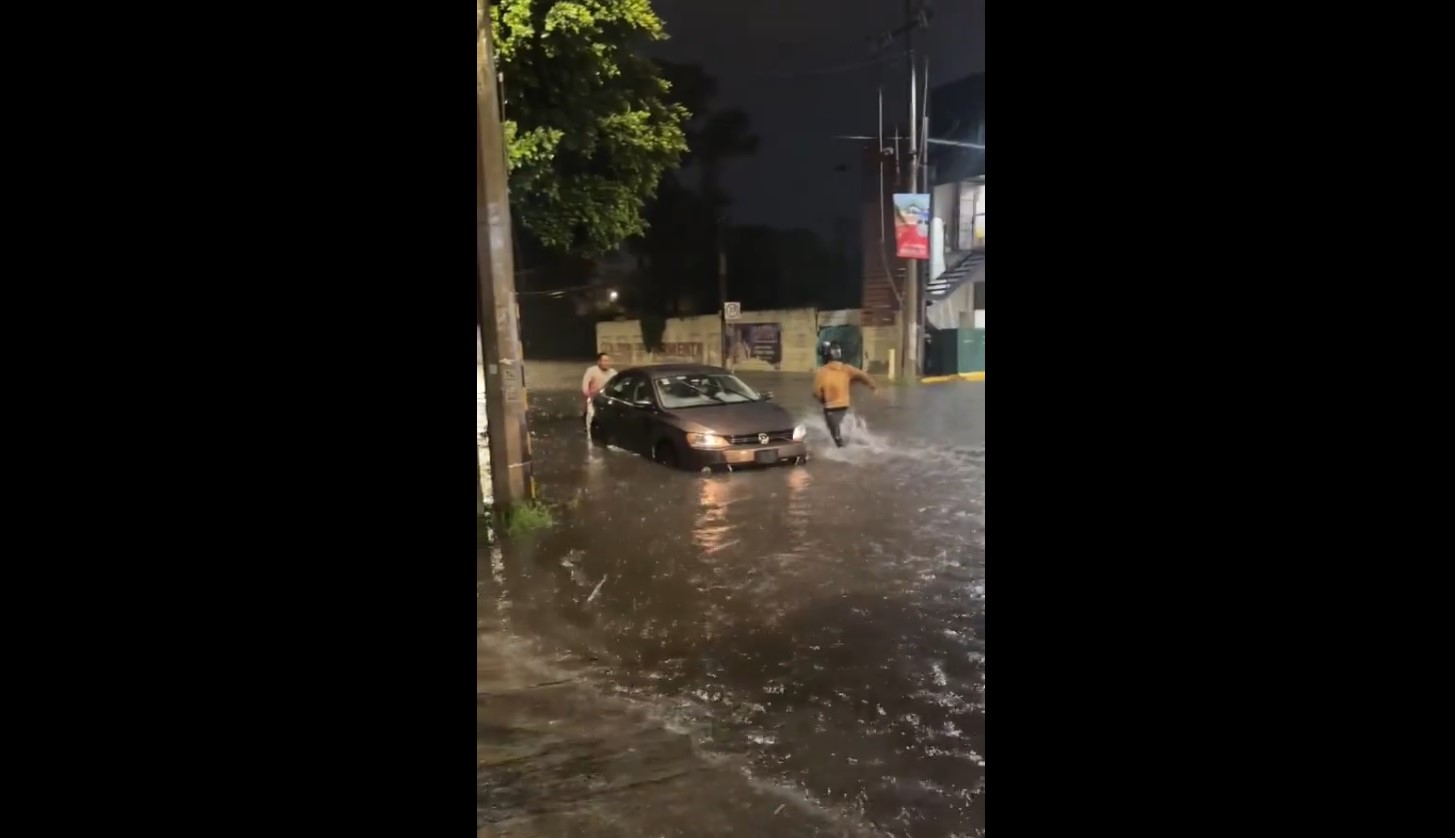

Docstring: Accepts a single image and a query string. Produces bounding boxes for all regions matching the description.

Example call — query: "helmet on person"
[825,342,843,362]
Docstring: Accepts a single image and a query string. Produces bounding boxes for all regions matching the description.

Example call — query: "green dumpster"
[957,328,984,373]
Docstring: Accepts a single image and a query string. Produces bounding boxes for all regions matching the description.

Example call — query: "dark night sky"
[648,0,985,237]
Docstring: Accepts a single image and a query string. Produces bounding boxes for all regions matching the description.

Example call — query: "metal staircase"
[926,249,984,301]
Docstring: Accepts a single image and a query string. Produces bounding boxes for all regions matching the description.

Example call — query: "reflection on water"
[480,378,985,837]
[694,477,735,555]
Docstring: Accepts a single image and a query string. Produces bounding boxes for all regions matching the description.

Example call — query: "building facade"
[924,73,985,330]
[859,72,985,334]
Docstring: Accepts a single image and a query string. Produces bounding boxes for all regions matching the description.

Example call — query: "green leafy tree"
[487,0,690,255]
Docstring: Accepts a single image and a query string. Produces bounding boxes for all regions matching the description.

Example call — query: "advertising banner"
[724,323,783,369]
[893,193,930,259]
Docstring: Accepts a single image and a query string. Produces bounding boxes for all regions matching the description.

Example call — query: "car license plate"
[754,449,779,464]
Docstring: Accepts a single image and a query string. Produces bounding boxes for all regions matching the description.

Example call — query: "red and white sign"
[893,193,930,260]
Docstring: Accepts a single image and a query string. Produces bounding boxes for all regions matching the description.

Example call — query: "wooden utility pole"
[477,15,534,511]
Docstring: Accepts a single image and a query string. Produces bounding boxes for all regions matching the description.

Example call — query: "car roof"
[620,364,730,378]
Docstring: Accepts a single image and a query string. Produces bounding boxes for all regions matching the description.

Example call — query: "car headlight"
[792,424,806,441]
[686,432,729,450]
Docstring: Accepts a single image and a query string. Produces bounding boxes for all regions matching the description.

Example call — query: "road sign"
[724,302,742,320]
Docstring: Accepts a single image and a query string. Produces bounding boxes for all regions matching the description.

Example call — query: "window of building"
[973,184,985,249]
[957,184,974,249]
[956,181,985,250]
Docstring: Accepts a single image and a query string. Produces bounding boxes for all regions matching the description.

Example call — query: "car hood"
[664,402,796,435]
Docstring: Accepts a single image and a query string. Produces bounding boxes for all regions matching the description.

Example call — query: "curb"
[921,371,985,384]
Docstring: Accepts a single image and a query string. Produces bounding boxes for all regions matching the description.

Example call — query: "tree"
[691,109,759,209]
[655,61,758,208]
[629,172,715,314]
[487,0,690,256]
[726,226,845,310]
[622,61,760,318]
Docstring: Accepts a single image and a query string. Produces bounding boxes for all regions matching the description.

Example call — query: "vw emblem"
[758,433,769,445]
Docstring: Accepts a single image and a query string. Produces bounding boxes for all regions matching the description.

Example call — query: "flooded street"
[479,372,985,837]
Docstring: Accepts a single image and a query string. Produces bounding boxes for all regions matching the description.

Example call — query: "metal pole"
[920,63,931,365]
[477,16,534,511]
[900,0,921,381]
[718,213,728,368]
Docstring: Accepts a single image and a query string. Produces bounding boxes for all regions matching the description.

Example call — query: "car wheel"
[653,439,679,469]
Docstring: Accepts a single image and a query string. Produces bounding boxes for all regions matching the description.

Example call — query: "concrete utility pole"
[477,14,534,511]
[476,440,486,518]
[899,0,927,381]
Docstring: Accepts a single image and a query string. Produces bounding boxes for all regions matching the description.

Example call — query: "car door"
[617,375,659,455]
[594,373,635,439]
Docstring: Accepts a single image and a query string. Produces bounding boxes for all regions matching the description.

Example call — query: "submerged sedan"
[590,364,809,470]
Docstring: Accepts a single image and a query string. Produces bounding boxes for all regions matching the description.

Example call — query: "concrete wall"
[596,308,903,374]
[861,324,900,375]
[729,307,818,372]
[596,315,725,368]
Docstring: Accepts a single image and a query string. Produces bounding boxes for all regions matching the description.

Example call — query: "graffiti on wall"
[724,323,783,370]
[601,341,704,366]
[599,309,868,372]
[656,341,705,363]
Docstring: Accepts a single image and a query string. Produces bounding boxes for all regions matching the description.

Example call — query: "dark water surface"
[479,377,985,837]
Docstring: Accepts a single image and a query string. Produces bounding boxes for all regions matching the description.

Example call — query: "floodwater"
[478,375,985,837]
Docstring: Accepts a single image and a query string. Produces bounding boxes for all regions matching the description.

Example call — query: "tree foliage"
[727,226,849,310]
[620,61,762,317]
[655,61,758,207]
[487,0,689,255]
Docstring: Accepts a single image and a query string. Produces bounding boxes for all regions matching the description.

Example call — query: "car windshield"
[653,373,761,409]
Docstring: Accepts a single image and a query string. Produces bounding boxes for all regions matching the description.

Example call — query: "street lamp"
[608,290,619,302]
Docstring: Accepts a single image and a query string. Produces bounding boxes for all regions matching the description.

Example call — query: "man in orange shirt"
[812,343,878,447]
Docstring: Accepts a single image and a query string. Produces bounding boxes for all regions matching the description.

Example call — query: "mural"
[724,323,783,370]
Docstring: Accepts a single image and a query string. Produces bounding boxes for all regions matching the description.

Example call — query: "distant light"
[608,290,619,302]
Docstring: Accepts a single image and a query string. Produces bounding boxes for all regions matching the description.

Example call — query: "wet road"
[479,374,985,837]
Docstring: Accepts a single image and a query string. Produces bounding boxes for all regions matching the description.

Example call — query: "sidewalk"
[478,632,868,837]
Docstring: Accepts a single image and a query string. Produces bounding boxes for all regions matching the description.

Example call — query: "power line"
[515,282,602,299]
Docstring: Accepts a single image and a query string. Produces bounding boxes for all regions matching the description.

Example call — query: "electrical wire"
[514,281,602,298]
[877,158,904,309]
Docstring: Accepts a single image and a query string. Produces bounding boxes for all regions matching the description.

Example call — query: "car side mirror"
[634,399,655,409]
[760,391,774,401]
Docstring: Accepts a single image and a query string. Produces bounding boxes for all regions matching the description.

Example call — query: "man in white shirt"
[581,352,617,431]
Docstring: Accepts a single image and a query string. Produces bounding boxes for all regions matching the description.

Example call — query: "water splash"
[795,409,984,466]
